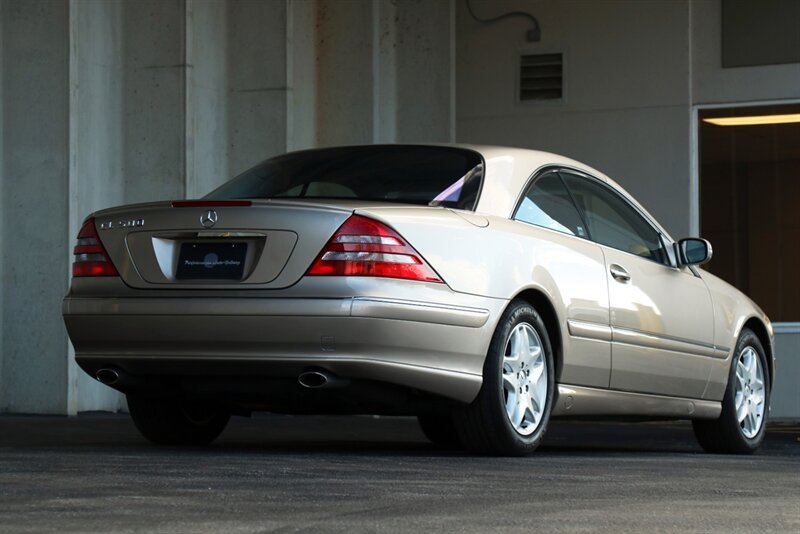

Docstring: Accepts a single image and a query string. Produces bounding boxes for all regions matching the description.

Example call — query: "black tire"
[453,300,555,456]
[127,394,230,446]
[692,328,770,454]
[417,414,462,449]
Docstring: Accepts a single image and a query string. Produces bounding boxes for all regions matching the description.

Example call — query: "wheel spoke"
[512,398,526,428]
[736,363,746,389]
[748,411,758,435]
[744,349,756,379]
[518,326,533,363]
[534,374,546,406]
[753,376,764,389]
[503,372,518,393]
[511,326,524,355]
[504,350,519,368]
[505,388,517,414]
[530,360,544,385]
[737,398,748,423]
[525,394,539,427]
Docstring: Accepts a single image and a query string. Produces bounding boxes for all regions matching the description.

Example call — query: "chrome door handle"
[609,264,630,282]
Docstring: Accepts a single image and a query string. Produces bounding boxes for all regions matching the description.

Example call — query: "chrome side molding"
[552,384,721,419]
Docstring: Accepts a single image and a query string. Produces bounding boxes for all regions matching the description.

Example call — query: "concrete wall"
[691,0,800,105]
[457,0,693,238]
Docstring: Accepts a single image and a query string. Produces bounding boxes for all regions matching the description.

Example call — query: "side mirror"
[677,238,713,266]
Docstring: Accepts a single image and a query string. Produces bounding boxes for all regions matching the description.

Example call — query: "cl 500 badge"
[99,218,144,230]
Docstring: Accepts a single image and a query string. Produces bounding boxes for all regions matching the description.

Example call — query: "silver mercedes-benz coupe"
[63,145,774,455]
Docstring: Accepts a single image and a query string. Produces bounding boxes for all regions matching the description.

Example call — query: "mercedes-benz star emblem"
[200,209,218,228]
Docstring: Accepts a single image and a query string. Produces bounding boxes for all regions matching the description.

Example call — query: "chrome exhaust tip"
[297,369,348,389]
[298,370,329,389]
[95,368,120,385]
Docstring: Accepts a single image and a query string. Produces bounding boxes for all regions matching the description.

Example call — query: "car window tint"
[560,172,667,264]
[514,172,588,238]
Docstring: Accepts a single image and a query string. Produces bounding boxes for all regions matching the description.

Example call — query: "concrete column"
[226,0,290,176]
[313,0,375,146]
[375,0,455,143]
[67,0,126,413]
[121,0,187,203]
[288,0,318,151]
[1,0,71,413]
[185,0,228,197]
[289,0,454,148]
[373,0,397,143]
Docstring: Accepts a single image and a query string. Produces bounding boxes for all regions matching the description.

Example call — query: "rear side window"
[560,172,668,264]
[206,146,484,211]
[514,172,588,238]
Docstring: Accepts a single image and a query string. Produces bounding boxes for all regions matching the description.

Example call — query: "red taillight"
[306,215,443,283]
[72,218,119,277]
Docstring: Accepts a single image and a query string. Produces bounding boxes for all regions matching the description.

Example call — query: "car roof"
[281,143,674,242]
[445,144,674,242]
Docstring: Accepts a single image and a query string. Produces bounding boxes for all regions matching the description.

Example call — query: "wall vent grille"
[519,53,563,101]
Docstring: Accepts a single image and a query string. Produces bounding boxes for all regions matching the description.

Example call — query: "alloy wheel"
[733,346,766,439]
[502,323,548,436]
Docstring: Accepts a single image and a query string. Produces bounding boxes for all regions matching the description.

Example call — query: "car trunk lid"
[91,200,353,289]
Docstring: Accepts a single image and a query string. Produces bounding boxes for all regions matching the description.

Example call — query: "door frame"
[690,98,800,332]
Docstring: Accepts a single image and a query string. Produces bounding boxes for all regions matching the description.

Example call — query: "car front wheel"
[692,328,769,454]
[127,394,230,446]
[453,300,554,456]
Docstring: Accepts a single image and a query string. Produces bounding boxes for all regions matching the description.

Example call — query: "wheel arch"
[511,288,563,382]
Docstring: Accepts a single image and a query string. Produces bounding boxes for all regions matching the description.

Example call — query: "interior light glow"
[702,114,800,126]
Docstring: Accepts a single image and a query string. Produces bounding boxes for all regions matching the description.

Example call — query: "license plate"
[176,242,247,280]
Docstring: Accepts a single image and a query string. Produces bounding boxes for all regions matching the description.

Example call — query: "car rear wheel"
[417,414,462,448]
[127,394,230,446]
[692,328,769,454]
[453,300,554,456]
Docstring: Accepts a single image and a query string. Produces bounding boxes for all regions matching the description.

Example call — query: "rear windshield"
[205,145,484,211]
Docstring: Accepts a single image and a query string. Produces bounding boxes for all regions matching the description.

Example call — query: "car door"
[560,170,714,399]
[513,171,611,389]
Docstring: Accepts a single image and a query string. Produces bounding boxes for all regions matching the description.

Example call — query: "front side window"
[560,172,668,264]
[514,172,587,238]
[205,146,484,211]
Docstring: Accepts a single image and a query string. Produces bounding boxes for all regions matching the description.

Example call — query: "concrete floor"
[0,414,798,533]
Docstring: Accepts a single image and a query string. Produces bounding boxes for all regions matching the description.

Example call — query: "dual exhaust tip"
[96,368,121,385]
[297,369,347,389]
[95,367,141,388]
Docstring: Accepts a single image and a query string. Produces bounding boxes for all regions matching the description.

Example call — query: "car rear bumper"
[63,289,505,403]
